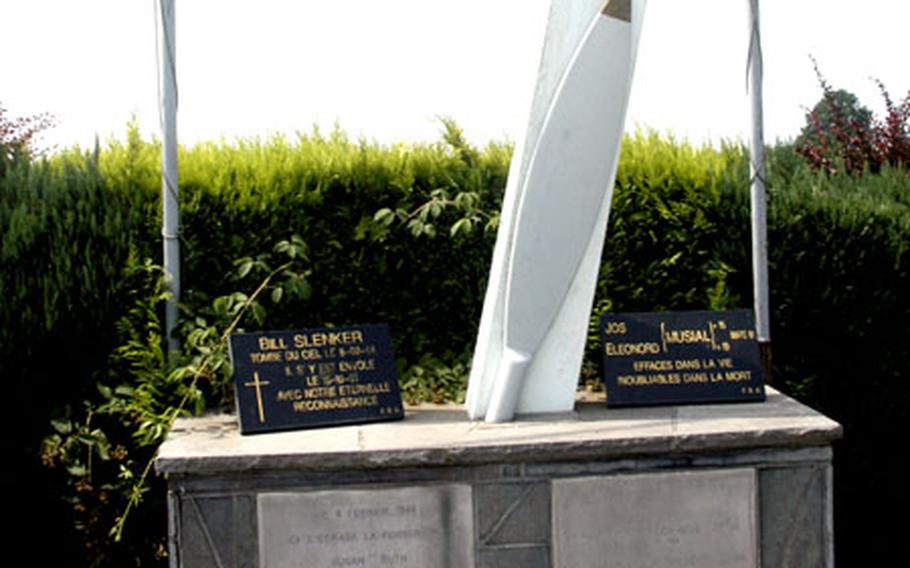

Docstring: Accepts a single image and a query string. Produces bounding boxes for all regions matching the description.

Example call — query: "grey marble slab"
[552,468,758,568]
[258,485,473,568]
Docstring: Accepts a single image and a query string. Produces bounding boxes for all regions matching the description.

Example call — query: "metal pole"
[746,0,771,379]
[158,0,180,356]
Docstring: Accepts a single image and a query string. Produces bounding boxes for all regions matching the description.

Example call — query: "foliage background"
[2,122,908,567]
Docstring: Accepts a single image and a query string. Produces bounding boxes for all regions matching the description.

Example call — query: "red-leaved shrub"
[796,59,910,176]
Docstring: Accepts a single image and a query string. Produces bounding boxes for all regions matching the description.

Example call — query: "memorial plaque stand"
[157,387,840,568]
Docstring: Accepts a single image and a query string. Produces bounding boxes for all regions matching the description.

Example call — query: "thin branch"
[111,261,292,542]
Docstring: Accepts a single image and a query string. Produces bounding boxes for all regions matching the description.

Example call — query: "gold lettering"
[338,382,391,396]
[729,329,756,340]
[243,371,270,423]
[673,359,701,371]
[300,348,322,360]
[276,388,304,401]
[616,373,681,386]
[682,372,709,383]
[257,336,287,351]
[633,360,673,371]
[339,358,376,372]
[292,395,380,412]
[250,351,282,363]
[604,321,627,335]
[605,341,661,356]
[663,328,711,345]
[293,330,367,348]
[724,370,751,382]
[304,385,338,399]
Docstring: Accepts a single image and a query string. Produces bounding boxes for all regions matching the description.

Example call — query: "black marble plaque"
[229,324,404,434]
[601,310,765,407]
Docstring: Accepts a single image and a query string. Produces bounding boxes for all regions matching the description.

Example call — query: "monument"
[467,0,647,422]
[158,389,839,568]
[157,2,840,567]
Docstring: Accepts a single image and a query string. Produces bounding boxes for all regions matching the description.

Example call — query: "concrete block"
[160,390,840,568]
[477,545,550,568]
[178,494,256,568]
[760,466,826,568]
[475,482,550,545]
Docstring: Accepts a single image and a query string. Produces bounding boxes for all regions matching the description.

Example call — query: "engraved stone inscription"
[258,485,474,568]
[553,469,757,568]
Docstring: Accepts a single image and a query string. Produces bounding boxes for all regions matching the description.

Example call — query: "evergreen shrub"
[0,124,905,566]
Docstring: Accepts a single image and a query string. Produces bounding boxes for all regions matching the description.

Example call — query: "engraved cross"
[244,371,270,423]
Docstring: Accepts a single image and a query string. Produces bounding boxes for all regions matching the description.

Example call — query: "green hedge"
[2,127,907,566]
[1,147,151,566]
[762,165,909,568]
[91,124,509,365]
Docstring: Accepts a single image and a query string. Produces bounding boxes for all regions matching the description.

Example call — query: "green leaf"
[66,464,87,477]
[450,217,470,237]
[251,302,266,324]
[96,442,111,461]
[374,208,394,225]
[96,383,112,399]
[51,418,72,435]
[237,259,254,278]
[271,286,284,303]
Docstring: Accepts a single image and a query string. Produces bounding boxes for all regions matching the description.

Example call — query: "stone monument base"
[157,387,840,568]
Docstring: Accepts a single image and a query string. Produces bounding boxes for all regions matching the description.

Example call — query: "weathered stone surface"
[475,481,550,545]
[477,546,550,568]
[553,469,758,568]
[161,387,840,568]
[761,466,827,568]
[169,463,512,495]
[177,494,256,568]
[674,395,839,453]
[178,495,230,568]
[156,388,841,475]
[257,485,474,568]
[524,446,834,479]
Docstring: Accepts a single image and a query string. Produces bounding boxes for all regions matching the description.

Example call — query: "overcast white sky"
[3,0,908,151]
